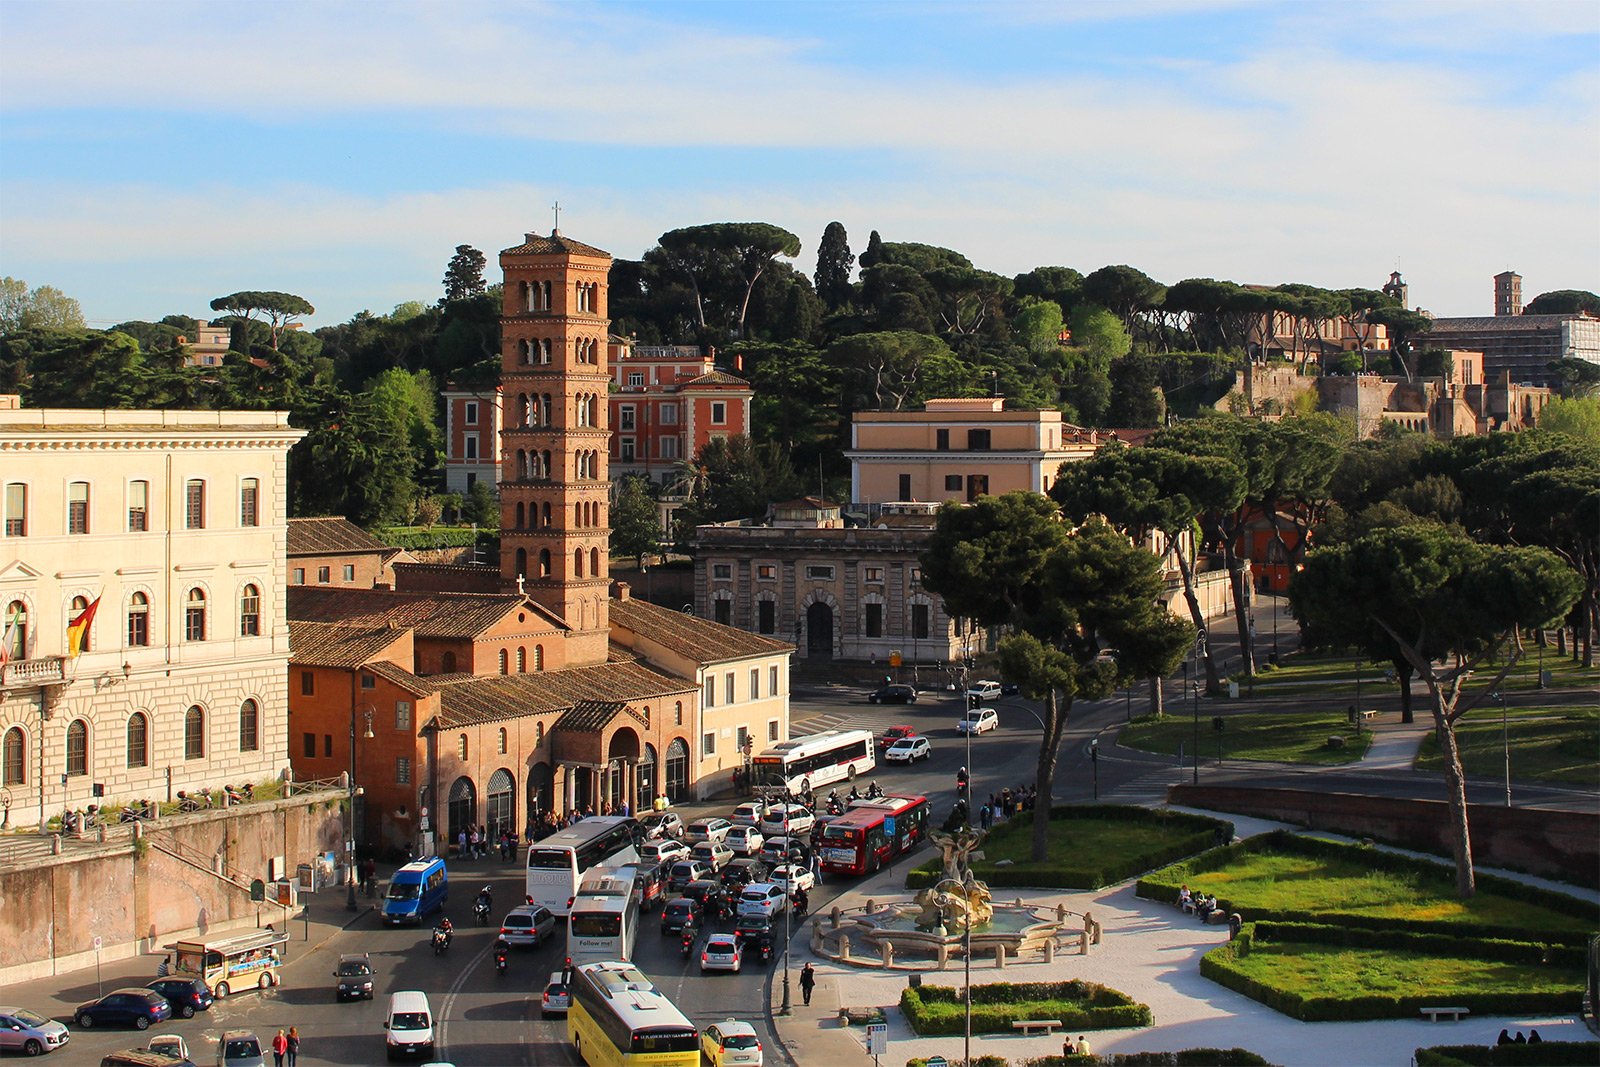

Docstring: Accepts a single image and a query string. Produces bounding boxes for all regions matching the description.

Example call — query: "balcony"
[0,655,68,692]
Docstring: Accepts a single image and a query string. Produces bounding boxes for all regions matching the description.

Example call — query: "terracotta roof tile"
[609,597,793,665]
[434,660,695,728]
[287,621,408,668]
[555,700,647,734]
[287,517,392,556]
[680,370,750,388]
[366,660,438,695]
[499,231,611,259]
[287,586,562,640]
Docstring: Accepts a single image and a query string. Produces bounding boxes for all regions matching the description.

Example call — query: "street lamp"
[1191,632,1207,785]
[931,878,973,1067]
[346,705,375,911]
[1089,739,1099,800]
[1495,690,1510,806]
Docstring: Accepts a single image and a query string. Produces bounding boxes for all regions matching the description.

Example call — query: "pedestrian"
[1513,1032,1526,1044]
[286,1026,300,1067]
[156,953,171,977]
[799,962,816,1006]
[271,1029,288,1067]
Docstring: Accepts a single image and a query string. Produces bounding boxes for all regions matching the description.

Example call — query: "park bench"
[1011,1019,1063,1035]
[1419,1006,1470,1022]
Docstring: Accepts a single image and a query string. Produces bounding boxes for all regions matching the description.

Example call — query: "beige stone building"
[0,401,304,829]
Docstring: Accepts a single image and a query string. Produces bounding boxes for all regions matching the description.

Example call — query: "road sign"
[888,650,902,667]
[883,816,896,837]
[866,1022,888,1056]
[92,935,102,951]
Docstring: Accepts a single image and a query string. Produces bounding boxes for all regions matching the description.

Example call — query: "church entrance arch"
[486,768,515,838]
[663,738,689,803]
[447,776,477,848]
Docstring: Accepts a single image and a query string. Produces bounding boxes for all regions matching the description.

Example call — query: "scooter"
[680,932,695,958]
[474,894,492,925]
[493,939,509,976]
[432,927,452,955]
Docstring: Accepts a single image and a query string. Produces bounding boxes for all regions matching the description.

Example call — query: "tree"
[0,277,86,333]
[827,331,967,411]
[1537,396,1600,445]
[1012,299,1065,357]
[1367,306,1432,380]
[655,223,802,339]
[676,434,803,531]
[1522,289,1600,316]
[1069,304,1131,364]
[1081,265,1165,338]
[813,222,855,312]
[442,245,487,302]
[1013,267,1083,320]
[1546,357,1600,398]
[611,475,662,566]
[1338,288,1398,372]
[1291,525,1581,896]
[461,480,497,527]
[1104,355,1164,427]
[859,230,885,269]
[209,290,315,351]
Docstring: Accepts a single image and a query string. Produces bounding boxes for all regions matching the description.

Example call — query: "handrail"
[147,834,253,891]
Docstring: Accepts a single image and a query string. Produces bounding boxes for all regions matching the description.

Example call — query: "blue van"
[382,857,448,925]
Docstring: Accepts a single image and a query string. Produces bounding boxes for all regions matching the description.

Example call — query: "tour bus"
[750,729,875,796]
[527,816,640,917]
[820,793,930,876]
[170,929,288,998]
[568,865,643,967]
[568,960,699,1067]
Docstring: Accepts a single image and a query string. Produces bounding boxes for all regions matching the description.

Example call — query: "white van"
[384,990,434,1061]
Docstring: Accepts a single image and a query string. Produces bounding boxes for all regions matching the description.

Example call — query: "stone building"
[287,516,412,589]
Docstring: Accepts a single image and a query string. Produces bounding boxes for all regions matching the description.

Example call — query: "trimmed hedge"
[1016,1053,1270,1067]
[901,980,1153,1036]
[1137,830,1596,945]
[907,805,1231,891]
[1240,921,1585,969]
[1414,1043,1600,1066]
[907,1058,1009,1067]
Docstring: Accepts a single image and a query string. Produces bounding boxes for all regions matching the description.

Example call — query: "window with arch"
[642,705,651,728]
[69,595,92,652]
[541,451,552,480]
[240,584,261,636]
[126,713,148,768]
[515,547,528,578]
[498,648,509,675]
[184,706,205,760]
[184,588,207,641]
[498,727,508,755]
[538,549,551,577]
[458,733,469,760]
[239,699,259,752]
[540,502,551,528]
[590,547,600,575]
[66,719,88,777]
[574,549,584,578]
[2,726,24,785]
[441,650,457,673]
[674,701,684,727]
[534,644,544,670]
[535,721,545,746]
[3,600,26,662]
[127,591,150,647]
[516,646,527,672]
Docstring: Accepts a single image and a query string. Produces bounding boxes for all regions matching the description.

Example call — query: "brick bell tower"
[498,229,613,667]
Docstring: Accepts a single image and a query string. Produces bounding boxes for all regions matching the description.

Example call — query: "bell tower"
[498,229,613,666]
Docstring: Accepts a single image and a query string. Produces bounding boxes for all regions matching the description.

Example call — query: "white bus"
[568,961,699,1067]
[567,865,642,966]
[526,817,640,917]
[750,728,875,796]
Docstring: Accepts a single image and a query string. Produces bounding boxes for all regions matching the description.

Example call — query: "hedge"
[1414,1043,1600,1066]
[1015,1053,1269,1067]
[901,980,1153,1036]
[907,1058,1010,1067]
[907,806,1231,891]
[1137,830,1595,945]
[1239,921,1585,969]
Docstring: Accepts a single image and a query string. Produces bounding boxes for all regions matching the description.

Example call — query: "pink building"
[440,385,504,497]
[608,343,753,490]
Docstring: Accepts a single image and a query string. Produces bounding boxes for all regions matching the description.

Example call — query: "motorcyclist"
[848,784,860,801]
[956,766,970,797]
[868,780,883,799]
[681,927,695,957]
[492,936,510,972]
[792,887,809,917]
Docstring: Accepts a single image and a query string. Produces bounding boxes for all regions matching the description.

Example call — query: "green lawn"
[1414,708,1600,789]
[1240,648,1598,698]
[1118,711,1373,765]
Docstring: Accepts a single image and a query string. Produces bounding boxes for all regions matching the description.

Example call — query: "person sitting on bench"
[1178,885,1193,912]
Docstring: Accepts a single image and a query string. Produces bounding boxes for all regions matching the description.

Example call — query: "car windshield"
[667,902,693,915]
[224,1037,261,1057]
[391,1011,429,1030]
[739,915,771,930]
[10,1009,48,1026]
[386,883,421,900]
[338,961,372,976]
[723,1034,760,1049]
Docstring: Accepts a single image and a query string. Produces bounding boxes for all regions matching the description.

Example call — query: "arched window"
[541,451,552,479]
[535,722,545,747]
[2,726,24,785]
[69,595,92,652]
[674,701,684,726]
[66,719,88,777]
[538,549,551,577]
[515,547,528,578]
[126,713,148,769]
[184,706,205,760]
[642,705,651,728]
[184,588,206,641]
[534,644,544,670]
[458,733,469,760]
[3,600,26,662]
[239,699,259,752]
[441,650,457,673]
[515,502,525,529]
[541,502,551,527]
[498,648,509,675]
[590,547,600,575]
[498,727,508,755]
[516,646,527,672]
[239,584,261,636]
[127,592,150,647]
[574,549,584,578]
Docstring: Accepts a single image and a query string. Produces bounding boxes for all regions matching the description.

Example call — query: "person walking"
[270,1030,288,1067]
[285,1026,300,1067]
[799,962,816,1006]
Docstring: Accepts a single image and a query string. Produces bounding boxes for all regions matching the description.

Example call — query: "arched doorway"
[605,728,641,815]
[807,601,834,658]
[486,768,515,839]
[527,762,553,827]
[664,738,690,803]
[447,776,477,848]
[637,744,658,808]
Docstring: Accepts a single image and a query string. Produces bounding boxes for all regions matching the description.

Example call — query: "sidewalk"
[769,809,1596,1067]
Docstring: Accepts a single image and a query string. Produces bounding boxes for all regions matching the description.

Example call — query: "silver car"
[217,1029,265,1067]
[0,1007,69,1056]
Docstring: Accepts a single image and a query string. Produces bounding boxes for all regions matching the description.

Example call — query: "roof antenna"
[552,200,560,236]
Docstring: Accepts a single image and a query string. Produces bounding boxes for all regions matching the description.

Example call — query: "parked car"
[0,1006,70,1056]
[659,897,703,934]
[75,989,172,1030]
[700,933,743,973]
[333,953,375,1001]
[684,818,733,844]
[868,684,918,705]
[758,803,814,837]
[967,680,1003,702]
[701,1020,764,1067]
[957,706,999,734]
[876,725,917,752]
[737,882,788,919]
[147,1035,190,1062]
[767,863,816,894]
[730,801,768,828]
[639,811,684,840]
[667,859,711,893]
[640,838,691,866]
[759,836,809,866]
[724,825,764,857]
[98,1051,193,1067]
[884,735,931,764]
[720,857,769,890]
[540,971,571,1017]
[143,979,211,1020]
[691,840,734,871]
[498,903,557,947]
[216,1030,264,1067]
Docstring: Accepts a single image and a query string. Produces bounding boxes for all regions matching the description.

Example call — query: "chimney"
[613,581,631,602]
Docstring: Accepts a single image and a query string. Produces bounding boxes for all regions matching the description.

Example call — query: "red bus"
[819,794,930,876]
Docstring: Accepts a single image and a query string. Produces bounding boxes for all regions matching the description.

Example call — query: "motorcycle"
[432,927,452,955]
[474,894,492,925]
[493,939,509,976]
[680,932,695,958]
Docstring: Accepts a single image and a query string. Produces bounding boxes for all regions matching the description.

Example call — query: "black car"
[660,898,702,934]
[681,879,726,912]
[868,684,918,704]
[733,912,776,962]
[144,977,212,1018]
[333,953,375,1001]
[75,988,171,1030]
[720,857,769,890]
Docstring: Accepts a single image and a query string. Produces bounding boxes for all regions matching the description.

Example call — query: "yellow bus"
[567,961,697,1067]
[170,930,287,998]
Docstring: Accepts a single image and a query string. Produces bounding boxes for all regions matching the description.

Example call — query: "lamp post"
[779,878,793,1016]
[931,877,972,1067]
[1191,632,1206,785]
[1496,690,1510,806]
[346,705,375,911]
[1089,739,1099,800]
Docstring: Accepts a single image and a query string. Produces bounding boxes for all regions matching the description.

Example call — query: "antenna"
[553,200,561,233]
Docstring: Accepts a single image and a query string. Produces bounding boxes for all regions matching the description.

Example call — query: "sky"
[1,0,1597,330]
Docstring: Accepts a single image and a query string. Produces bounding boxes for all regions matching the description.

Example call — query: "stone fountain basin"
[843,902,1062,956]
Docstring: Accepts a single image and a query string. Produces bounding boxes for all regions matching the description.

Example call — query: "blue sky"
[2,0,1596,329]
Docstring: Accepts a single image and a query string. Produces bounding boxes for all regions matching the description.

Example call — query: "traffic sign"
[866,1022,888,1055]
[92,935,102,951]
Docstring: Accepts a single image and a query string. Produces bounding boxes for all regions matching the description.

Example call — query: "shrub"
[901,980,1153,1036]
[1414,1044,1600,1066]
[908,1058,1010,1067]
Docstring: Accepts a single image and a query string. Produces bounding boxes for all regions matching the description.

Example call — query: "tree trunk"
[1230,560,1254,677]
[1391,656,1415,724]
[1429,694,1476,898]
[1172,544,1221,693]
[1032,689,1070,863]
[1148,675,1164,719]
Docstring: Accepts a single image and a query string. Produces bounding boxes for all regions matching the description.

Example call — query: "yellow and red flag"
[67,596,100,657]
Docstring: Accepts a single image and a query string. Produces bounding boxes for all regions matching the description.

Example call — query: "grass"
[1238,648,1599,698]
[1414,707,1600,789]
[1118,710,1373,765]
[902,980,1152,1035]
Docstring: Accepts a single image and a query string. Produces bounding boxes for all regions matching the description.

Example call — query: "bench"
[1358,709,1377,721]
[1419,1006,1470,1022]
[1011,1019,1063,1035]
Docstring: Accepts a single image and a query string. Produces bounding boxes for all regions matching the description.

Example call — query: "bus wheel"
[801,778,811,795]
[215,981,230,999]
[259,971,274,990]
[847,766,858,780]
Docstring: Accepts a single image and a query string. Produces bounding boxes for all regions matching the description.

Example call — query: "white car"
[685,818,734,844]
[700,933,743,973]
[724,825,765,856]
[759,803,814,837]
[967,679,1003,702]
[737,882,788,918]
[730,801,768,828]
[957,707,999,734]
[640,838,691,866]
[884,736,931,763]
[767,864,816,894]
[148,1035,189,1061]
[701,1020,764,1066]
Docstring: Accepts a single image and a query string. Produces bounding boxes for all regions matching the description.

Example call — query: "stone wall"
[0,790,343,983]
